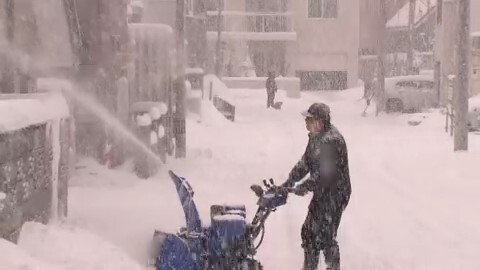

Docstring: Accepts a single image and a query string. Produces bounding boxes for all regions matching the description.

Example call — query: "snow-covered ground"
[3,86,480,269]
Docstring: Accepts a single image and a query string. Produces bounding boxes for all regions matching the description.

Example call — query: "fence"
[0,94,73,242]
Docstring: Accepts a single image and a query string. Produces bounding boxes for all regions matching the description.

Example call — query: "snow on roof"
[472,31,480,38]
[0,92,70,133]
[186,67,205,74]
[128,23,173,36]
[387,0,437,29]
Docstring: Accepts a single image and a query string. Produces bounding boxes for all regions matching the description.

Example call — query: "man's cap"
[301,102,331,121]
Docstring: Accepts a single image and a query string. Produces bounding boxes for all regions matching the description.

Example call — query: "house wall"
[360,0,381,53]
[435,0,480,102]
[471,0,480,96]
[291,0,359,88]
[142,0,176,27]
[359,0,410,53]
[472,0,480,33]
[435,0,457,105]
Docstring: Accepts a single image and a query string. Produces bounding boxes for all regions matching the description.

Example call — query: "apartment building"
[205,0,359,90]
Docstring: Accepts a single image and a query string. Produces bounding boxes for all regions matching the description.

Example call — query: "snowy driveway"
[22,87,480,269]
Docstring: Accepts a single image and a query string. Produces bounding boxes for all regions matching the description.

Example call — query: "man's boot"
[324,242,340,270]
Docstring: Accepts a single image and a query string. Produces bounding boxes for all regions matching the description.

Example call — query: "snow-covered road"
[6,86,479,269]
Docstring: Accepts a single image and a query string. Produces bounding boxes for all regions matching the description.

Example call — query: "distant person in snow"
[280,103,351,270]
[265,71,277,108]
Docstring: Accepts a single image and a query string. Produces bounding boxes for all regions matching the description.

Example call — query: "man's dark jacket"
[283,125,351,207]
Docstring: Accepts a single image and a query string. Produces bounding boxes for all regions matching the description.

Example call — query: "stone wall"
[0,119,72,242]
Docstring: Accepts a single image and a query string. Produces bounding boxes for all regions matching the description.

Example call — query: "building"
[435,0,480,104]
[385,0,437,75]
[202,0,361,90]
[0,0,75,94]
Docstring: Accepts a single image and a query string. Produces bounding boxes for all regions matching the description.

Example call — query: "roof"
[387,0,437,29]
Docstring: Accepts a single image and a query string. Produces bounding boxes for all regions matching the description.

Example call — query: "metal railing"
[206,11,294,33]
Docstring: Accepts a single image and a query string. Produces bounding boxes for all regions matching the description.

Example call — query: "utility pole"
[376,0,387,116]
[174,0,187,158]
[407,0,416,74]
[214,0,223,77]
[454,0,470,151]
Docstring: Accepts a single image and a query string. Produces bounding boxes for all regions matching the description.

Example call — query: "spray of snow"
[45,79,163,165]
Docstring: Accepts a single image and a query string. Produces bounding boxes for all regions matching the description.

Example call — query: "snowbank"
[0,239,61,270]
[203,74,235,104]
[37,77,74,92]
[470,94,480,110]
[207,31,297,41]
[17,222,144,270]
[0,93,70,132]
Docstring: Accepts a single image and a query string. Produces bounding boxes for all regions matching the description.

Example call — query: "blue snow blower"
[149,170,292,270]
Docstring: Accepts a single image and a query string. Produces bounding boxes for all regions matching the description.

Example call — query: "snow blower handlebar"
[248,178,294,249]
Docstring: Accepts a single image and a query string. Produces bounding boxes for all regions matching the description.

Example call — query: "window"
[308,0,338,19]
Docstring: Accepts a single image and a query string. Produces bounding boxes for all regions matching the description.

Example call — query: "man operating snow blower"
[281,102,351,270]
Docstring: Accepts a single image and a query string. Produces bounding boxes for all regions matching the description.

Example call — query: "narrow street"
[66,88,480,269]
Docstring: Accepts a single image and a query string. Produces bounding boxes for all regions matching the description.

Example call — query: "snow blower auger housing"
[149,170,290,270]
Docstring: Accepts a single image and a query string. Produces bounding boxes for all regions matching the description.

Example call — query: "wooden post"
[174,0,187,158]
[454,0,470,151]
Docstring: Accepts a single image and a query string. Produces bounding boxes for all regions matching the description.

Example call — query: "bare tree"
[454,0,470,151]
[406,0,416,74]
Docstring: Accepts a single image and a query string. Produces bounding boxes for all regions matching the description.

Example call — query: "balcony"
[206,11,297,41]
